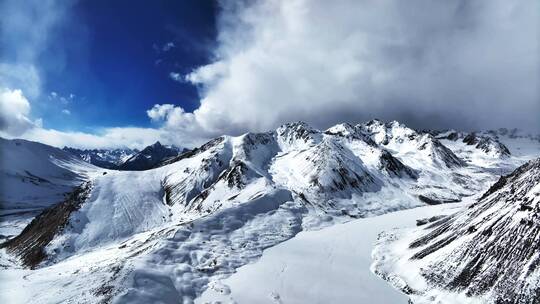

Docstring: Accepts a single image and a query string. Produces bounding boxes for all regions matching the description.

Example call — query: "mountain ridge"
[1,120,539,303]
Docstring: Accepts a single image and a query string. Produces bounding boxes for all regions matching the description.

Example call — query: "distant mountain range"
[62,146,138,169]
[63,141,187,171]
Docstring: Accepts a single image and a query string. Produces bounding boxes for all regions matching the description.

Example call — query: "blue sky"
[0,0,537,149]
[35,0,217,132]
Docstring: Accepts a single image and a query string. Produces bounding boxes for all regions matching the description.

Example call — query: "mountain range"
[1,119,539,303]
[63,141,185,171]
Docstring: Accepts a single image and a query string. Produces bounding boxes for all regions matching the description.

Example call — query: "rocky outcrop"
[1,182,92,268]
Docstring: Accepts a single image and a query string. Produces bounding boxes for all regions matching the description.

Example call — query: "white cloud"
[0,90,206,149]
[21,127,161,149]
[49,91,75,104]
[0,1,208,149]
[20,125,204,149]
[0,88,40,136]
[0,0,72,99]
[146,104,209,139]
[4,0,539,150]
[147,104,175,121]
[162,42,175,52]
[180,0,539,133]
[169,72,183,82]
[0,63,41,98]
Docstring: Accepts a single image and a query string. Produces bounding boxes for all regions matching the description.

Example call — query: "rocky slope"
[373,157,540,304]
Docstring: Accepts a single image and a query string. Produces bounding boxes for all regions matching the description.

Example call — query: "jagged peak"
[276,121,315,132]
[275,121,321,147]
[328,122,354,130]
[364,118,384,126]
[356,119,418,146]
[325,122,357,136]
[325,123,378,146]
[385,120,402,128]
[358,119,415,132]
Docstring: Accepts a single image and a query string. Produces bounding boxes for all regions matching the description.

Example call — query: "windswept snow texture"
[197,203,462,304]
[1,121,539,304]
[0,138,99,238]
[373,158,540,304]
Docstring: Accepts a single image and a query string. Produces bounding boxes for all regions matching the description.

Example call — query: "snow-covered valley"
[197,202,464,304]
[1,120,539,304]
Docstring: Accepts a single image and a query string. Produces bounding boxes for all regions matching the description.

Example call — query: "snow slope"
[373,158,540,304]
[1,121,539,304]
[0,138,100,238]
[197,203,462,304]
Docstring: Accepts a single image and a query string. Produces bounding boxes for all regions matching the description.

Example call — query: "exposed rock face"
[462,132,511,158]
[463,133,479,145]
[475,137,511,158]
[417,134,466,168]
[157,137,223,168]
[1,182,92,268]
[378,150,418,179]
[446,131,459,141]
[406,158,540,303]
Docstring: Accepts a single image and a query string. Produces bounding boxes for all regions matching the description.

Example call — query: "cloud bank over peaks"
[179,0,539,134]
[3,0,539,149]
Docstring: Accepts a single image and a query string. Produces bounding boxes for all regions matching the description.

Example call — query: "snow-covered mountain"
[63,147,138,169]
[63,142,185,171]
[0,138,100,239]
[116,141,184,171]
[433,128,540,162]
[1,120,539,304]
[373,157,540,304]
